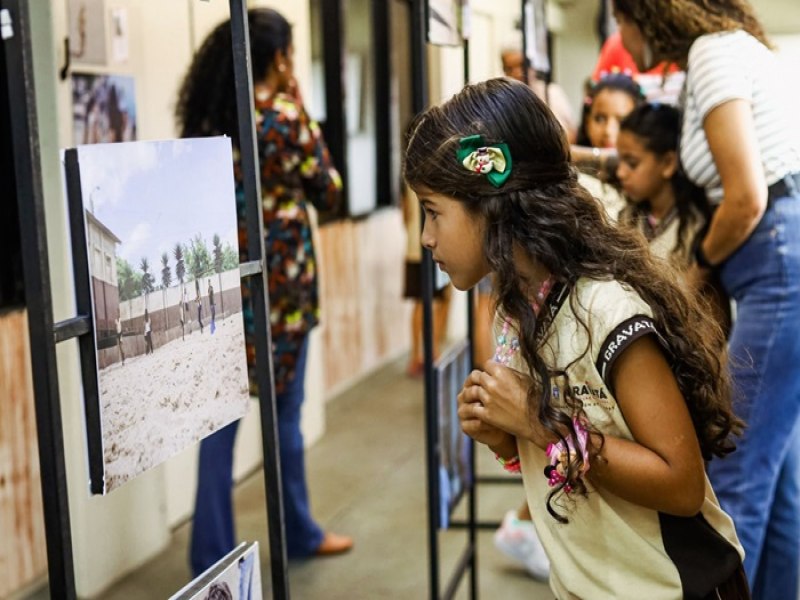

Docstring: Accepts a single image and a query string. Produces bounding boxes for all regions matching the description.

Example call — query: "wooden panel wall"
[0,309,47,597]
[317,209,412,395]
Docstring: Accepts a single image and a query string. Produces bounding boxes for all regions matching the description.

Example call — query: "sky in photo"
[76,136,239,269]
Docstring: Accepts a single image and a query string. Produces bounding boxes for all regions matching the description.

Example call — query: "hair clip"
[456,134,512,188]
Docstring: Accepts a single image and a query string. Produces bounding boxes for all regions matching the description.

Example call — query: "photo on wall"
[435,339,473,528]
[72,73,137,146]
[63,136,250,494]
[170,541,262,600]
[524,0,551,75]
[428,0,461,47]
[67,0,108,66]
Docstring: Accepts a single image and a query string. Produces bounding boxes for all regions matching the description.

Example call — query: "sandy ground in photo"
[98,313,250,492]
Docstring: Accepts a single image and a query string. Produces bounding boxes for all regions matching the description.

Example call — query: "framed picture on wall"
[170,542,262,599]
[428,0,462,47]
[434,339,473,528]
[524,0,550,74]
[62,136,250,494]
[67,0,109,66]
[71,73,137,145]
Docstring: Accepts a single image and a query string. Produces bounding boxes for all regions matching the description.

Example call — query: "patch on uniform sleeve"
[596,315,657,385]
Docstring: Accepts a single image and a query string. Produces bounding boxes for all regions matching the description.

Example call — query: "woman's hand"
[461,362,555,450]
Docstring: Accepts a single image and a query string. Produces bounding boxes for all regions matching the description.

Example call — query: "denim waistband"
[768,172,800,203]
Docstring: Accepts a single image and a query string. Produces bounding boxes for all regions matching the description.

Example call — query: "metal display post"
[412,0,478,597]
[4,1,77,596]
[5,0,290,596]
[408,1,440,598]
[463,30,479,600]
[228,1,290,596]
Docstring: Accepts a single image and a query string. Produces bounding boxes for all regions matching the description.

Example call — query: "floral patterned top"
[235,92,341,393]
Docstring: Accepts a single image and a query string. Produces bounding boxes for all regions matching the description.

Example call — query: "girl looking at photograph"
[404,78,747,599]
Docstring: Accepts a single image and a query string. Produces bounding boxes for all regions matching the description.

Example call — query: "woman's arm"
[586,335,707,516]
[571,145,618,180]
[696,99,768,265]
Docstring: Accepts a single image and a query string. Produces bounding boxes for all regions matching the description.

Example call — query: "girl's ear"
[661,150,679,180]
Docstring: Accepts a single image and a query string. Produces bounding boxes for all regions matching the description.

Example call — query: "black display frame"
[4,0,290,597]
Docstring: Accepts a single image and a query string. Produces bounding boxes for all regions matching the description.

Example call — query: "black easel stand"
[5,1,77,596]
[228,0,290,595]
[7,0,290,597]
[411,1,478,597]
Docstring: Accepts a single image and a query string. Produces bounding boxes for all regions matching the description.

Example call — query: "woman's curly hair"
[175,8,291,145]
[404,78,743,521]
[613,0,770,65]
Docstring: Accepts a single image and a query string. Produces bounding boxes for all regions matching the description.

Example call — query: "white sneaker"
[493,510,550,581]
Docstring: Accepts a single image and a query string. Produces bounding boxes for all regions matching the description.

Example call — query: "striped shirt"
[680,30,800,203]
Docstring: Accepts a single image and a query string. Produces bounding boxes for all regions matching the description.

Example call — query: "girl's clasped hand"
[457,362,554,453]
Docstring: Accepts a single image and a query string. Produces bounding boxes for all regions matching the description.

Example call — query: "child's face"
[586,89,636,149]
[616,131,675,203]
[417,190,490,291]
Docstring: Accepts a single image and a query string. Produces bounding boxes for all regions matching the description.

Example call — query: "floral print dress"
[235,92,342,393]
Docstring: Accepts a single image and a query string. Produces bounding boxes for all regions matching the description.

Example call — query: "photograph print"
[170,542,262,600]
[72,72,137,145]
[67,0,108,66]
[67,136,250,494]
[428,0,462,47]
[435,339,473,528]
[524,0,551,74]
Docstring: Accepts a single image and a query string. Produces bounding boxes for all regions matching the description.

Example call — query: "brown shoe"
[314,532,354,557]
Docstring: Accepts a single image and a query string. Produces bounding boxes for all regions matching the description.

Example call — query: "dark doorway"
[0,30,25,309]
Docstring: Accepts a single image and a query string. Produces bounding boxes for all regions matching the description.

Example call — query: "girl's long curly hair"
[404,78,742,521]
[613,0,770,65]
[174,8,291,144]
[618,103,711,258]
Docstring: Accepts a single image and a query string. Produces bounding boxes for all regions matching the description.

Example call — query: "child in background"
[405,78,747,598]
[617,103,709,267]
[572,72,645,220]
[617,104,731,332]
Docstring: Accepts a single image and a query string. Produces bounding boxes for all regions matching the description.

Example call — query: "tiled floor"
[29,357,552,599]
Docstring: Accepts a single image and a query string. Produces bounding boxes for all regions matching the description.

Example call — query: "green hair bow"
[456,134,513,188]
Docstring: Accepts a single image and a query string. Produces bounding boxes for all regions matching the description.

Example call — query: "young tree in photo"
[221,243,239,271]
[161,252,172,329]
[174,242,187,315]
[187,234,212,283]
[116,257,142,311]
[140,257,155,311]
[212,233,225,315]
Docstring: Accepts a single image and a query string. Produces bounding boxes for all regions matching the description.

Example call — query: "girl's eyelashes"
[421,204,438,220]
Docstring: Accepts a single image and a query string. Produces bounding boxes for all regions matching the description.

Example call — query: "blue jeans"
[190,338,323,576]
[707,191,800,599]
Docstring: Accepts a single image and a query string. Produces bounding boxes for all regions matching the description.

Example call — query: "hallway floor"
[38,357,553,599]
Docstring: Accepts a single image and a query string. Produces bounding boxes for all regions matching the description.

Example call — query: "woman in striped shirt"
[614,1,800,597]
